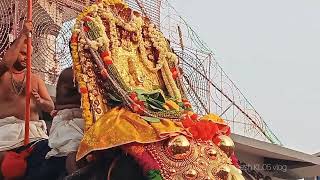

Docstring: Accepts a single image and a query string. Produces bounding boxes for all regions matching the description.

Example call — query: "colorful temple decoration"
[71,0,245,179]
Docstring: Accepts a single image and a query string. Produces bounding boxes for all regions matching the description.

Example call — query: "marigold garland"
[181,112,231,142]
[70,31,94,130]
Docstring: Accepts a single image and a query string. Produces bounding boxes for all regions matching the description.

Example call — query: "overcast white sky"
[169,0,320,154]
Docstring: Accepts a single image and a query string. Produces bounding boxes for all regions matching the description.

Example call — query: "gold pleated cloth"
[76,107,187,160]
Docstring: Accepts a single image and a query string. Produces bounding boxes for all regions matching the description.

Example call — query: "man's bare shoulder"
[0,61,9,79]
[0,71,10,82]
[31,73,46,86]
[31,73,43,80]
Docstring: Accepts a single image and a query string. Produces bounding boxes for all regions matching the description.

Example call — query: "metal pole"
[24,0,32,145]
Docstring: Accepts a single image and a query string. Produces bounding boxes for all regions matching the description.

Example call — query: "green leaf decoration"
[148,104,163,112]
[141,116,161,123]
[146,98,164,109]
[107,93,122,102]
[177,102,184,107]
[137,94,147,101]
[134,89,145,95]
[150,91,165,102]
[147,170,163,180]
[134,89,166,102]
[149,92,160,100]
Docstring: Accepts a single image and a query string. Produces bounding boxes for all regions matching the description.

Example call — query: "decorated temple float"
[70,0,245,179]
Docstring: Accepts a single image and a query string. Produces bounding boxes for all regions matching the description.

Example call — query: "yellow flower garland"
[71,30,94,130]
[146,23,182,101]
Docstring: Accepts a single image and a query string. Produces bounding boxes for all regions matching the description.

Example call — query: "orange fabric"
[76,107,187,160]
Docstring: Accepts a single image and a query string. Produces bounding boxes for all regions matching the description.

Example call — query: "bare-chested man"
[0,22,54,179]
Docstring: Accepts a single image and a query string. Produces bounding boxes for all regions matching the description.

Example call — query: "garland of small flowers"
[101,7,163,73]
[160,66,175,98]
[146,23,182,101]
[136,27,163,72]
[70,29,94,131]
[71,1,122,131]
